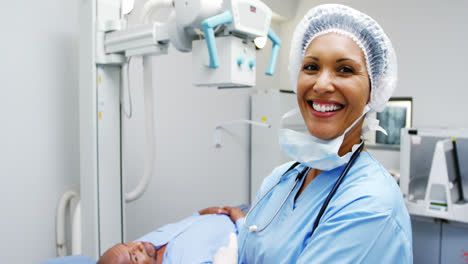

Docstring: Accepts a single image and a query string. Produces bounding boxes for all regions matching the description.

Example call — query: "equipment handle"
[265,28,281,76]
[201,11,233,68]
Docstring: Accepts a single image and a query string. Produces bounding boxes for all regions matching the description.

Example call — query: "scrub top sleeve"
[296,210,412,263]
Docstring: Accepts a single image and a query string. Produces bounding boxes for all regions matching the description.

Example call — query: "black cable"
[452,139,465,201]
[311,142,365,235]
[285,162,301,176]
[296,166,309,182]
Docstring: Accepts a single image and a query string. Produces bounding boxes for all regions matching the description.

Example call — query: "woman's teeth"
[312,102,343,112]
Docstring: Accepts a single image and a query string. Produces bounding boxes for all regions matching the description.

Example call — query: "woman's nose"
[313,71,334,94]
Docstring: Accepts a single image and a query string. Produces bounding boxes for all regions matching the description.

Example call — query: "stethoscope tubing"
[244,142,365,235]
[310,142,364,235]
[243,165,308,232]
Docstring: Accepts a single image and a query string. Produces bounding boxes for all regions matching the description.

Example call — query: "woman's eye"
[339,66,355,74]
[303,64,318,71]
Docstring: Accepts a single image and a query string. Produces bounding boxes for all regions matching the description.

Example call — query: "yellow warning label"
[99,112,102,120]
[261,116,267,122]
[98,76,102,84]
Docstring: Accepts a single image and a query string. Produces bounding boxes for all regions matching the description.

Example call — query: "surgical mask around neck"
[279,106,369,171]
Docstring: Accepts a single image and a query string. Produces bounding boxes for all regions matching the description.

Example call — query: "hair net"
[289,4,397,112]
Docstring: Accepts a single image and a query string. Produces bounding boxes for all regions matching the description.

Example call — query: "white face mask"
[279,105,371,171]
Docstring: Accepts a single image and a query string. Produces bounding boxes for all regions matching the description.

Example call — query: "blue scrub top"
[238,152,413,263]
[138,212,238,264]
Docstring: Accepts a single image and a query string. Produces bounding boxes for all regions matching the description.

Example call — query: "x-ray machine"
[79,0,280,259]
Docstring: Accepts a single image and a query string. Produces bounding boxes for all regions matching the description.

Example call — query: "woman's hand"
[199,207,228,215]
[223,206,246,223]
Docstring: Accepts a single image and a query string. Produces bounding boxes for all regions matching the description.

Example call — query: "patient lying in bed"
[98,205,247,264]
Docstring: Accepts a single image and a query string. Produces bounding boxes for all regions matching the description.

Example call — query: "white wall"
[262,0,299,20]
[0,1,80,263]
[275,0,468,171]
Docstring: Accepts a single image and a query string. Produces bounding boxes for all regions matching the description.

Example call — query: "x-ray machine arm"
[79,0,279,259]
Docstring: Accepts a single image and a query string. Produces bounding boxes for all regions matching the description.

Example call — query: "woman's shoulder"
[269,161,306,181]
[325,152,412,238]
[346,152,397,187]
[256,161,302,198]
[333,151,409,221]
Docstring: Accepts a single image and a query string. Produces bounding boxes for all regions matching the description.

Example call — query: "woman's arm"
[296,207,412,263]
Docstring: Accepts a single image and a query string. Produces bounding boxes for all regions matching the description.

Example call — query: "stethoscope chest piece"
[248,225,258,232]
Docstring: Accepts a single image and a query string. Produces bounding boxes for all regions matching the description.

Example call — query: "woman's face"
[297,33,370,140]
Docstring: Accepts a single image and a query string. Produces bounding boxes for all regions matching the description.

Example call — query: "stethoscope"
[244,142,364,235]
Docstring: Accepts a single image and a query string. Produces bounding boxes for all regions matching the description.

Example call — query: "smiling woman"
[233,4,413,264]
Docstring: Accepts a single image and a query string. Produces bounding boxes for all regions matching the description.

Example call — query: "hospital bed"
[43,204,250,263]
